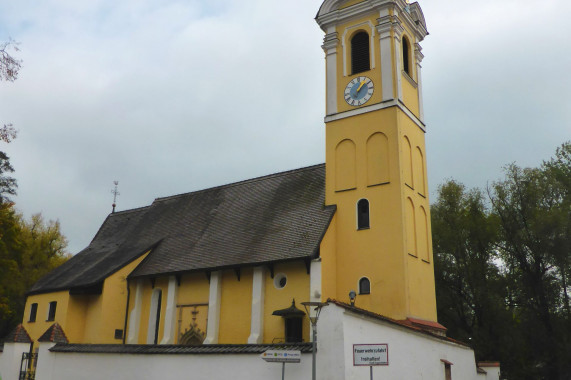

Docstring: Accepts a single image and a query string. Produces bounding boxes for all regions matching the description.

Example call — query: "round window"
[274,273,287,289]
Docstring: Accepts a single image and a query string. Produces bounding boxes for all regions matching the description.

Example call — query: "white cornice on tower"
[316,0,428,41]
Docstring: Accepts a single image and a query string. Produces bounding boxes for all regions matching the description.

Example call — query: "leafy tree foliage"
[0,124,17,202]
[432,142,571,380]
[0,206,69,339]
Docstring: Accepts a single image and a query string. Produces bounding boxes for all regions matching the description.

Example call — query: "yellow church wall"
[135,277,169,344]
[335,15,384,114]
[401,75,420,117]
[263,261,310,343]
[398,110,437,321]
[71,252,151,344]
[97,255,148,343]
[174,272,210,344]
[325,107,410,320]
[64,295,88,343]
[23,291,70,344]
[319,215,338,303]
[81,294,103,343]
[218,268,253,343]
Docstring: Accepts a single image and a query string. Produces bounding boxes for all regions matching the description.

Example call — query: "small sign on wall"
[353,344,389,366]
[261,350,301,363]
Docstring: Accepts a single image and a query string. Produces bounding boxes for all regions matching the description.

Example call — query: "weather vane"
[111,181,120,213]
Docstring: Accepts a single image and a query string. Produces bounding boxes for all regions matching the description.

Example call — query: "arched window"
[351,31,370,74]
[359,277,371,295]
[357,199,370,230]
[147,289,162,344]
[402,36,411,76]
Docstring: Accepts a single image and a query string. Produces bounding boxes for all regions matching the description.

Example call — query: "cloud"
[1,0,569,253]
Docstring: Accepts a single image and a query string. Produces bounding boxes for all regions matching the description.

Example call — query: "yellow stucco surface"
[23,251,149,345]
[322,104,436,322]
[263,262,310,343]
[218,268,253,343]
[174,272,209,344]
[23,291,70,344]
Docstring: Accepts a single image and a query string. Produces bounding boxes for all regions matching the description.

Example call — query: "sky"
[0,0,569,254]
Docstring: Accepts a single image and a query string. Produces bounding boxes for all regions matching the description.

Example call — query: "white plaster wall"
[35,343,56,380]
[317,306,486,380]
[0,343,30,380]
[34,350,311,380]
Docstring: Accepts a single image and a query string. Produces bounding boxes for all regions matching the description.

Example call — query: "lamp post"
[301,301,327,380]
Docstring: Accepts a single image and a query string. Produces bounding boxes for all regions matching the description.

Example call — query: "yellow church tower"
[316,0,437,323]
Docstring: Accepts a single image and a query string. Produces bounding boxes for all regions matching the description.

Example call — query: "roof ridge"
[108,205,152,216]
[153,163,325,203]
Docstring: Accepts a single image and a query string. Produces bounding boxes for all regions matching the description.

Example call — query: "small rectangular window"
[114,329,124,340]
[29,303,38,322]
[47,301,57,321]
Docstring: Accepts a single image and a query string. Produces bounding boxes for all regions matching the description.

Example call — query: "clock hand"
[356,80,366,93]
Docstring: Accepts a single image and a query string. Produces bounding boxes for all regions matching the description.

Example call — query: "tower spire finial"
[111,181,120,213]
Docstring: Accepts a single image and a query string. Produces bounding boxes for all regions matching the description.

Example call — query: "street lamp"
[301,301,328,380]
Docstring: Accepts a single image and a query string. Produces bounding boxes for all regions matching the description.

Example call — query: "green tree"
[0,207,69,339]
[0,202,22,337]
[432,143,570,380]
[490,144,571,380]
[0,124,17,202]
[431,181,512,364]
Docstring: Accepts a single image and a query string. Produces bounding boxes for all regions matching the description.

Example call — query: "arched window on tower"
[402,36,411,76]
[359,277,371,295]
[357,199,370,230]
[351,31,370,74]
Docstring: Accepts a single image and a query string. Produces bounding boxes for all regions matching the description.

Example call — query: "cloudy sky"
[1,0,569,254]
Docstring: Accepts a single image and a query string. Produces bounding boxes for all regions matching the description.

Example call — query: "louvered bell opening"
[351,32,370,75]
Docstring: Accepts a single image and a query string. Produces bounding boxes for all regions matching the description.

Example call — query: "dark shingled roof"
[30,164,335,294]
[38,323,69,343]
[3,324,32,343]
[50,343,313,354]
[28,206,151,295]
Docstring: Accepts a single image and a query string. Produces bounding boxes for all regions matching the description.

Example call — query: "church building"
[1,1,501,379]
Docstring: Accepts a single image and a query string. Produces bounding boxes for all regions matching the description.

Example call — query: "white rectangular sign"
[353,344,389,366]
[261,350,301,363]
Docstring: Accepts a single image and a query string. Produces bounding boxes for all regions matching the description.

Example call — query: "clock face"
[344,76,374,107]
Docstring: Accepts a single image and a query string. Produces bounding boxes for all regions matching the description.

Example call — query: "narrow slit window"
[357,199,370,230]
[351,31,370,74]
[153,290,162,344]
[359,278,371,295]
[29,303,38,322]
[47,301,57,321]
[402,37,411,76]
